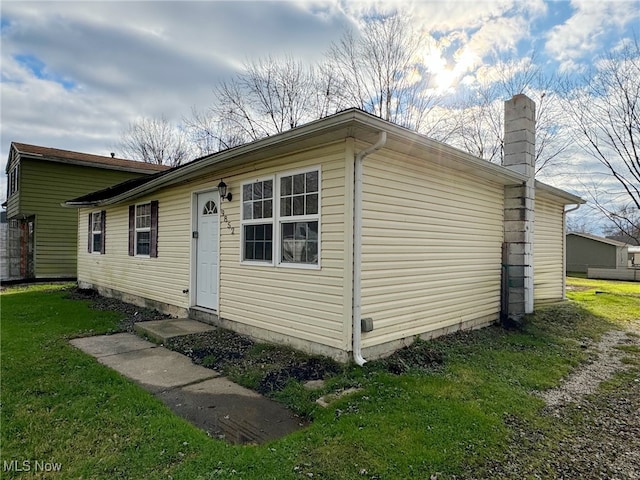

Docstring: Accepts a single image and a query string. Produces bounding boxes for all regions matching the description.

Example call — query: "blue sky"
[1,0,639,230]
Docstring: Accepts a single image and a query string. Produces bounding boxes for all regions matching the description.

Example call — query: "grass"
[566,276,640,323]
[1,278,638,479]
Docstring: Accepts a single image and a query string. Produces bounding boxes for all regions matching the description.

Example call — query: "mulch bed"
[65,287,171,331]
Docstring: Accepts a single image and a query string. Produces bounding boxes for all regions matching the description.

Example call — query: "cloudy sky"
[1,0,639,230]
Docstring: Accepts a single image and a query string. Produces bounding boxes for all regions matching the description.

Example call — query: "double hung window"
[128,201,158,257]
[241,179,273,262]
[135,203,151,256]
[278,171,319,265]
[241,168,320,267]
[8,164,19,197]
[89,210,106,254]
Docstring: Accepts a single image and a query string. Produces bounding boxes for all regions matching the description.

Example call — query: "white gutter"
[352,131,387,366]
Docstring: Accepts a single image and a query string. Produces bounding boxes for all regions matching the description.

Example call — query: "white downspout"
[562,204,582,299]
[353,131,387,366]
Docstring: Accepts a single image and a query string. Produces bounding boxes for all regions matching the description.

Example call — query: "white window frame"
[240,175,275,265]
[239,167,321,269]
[91,211,102,254]
[275,167,321,270]
[135,202,151,257]
[8,164,19,197]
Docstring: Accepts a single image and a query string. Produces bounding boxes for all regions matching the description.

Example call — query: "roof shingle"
[11,142,170,173]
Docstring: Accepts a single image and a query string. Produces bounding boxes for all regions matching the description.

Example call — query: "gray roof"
[64,108,584,208]
[567,232,628,247]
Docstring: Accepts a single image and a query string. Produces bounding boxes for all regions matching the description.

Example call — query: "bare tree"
[184,107,248,156]
[566,212,597,234]
[118,116,193,167]
[602,205,640,244]
[562,39,640,243]
[188,13,454,153]
[187,55,340,154]
[326,13,445,136]
[451,83,504,163]
[449,54,569,174]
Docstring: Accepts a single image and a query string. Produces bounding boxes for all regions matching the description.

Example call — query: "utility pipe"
[352,131,387,366]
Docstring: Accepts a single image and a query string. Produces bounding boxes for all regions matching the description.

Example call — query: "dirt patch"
[168,331,342,395]
[368,339,445,374]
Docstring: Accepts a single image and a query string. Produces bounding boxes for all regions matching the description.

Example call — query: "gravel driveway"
[473,322,640,479]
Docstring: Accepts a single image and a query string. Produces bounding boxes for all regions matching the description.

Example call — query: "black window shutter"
[88,213,92,253]
[128,205,135,256]
[150,200,159,258]
[100,210,107,254]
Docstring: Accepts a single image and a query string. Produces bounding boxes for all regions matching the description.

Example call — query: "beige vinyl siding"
[19,159,149,278]
[79,186,192,308]
[360,149,504,349]
[78,141,352,352]
[219,142,351,351]
[534,194,565,303]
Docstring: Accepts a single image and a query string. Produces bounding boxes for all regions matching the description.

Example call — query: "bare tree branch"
[561,38,640,239]
[117,115,193,166]
[325,13,445,136]
[448,53,569,174]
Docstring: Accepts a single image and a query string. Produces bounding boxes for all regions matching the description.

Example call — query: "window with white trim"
[241,168,320,267]
[135,203,151,256]
[241,178,274,262]
[278,170,319,265]
[128,201,158,257]
[91,212,103,253]
[8,164,19,197]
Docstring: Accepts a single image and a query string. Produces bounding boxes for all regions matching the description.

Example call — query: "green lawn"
[566,276,640,324]
[1,280,638,479]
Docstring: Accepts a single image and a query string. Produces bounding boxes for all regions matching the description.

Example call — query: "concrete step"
[134,318,216,344]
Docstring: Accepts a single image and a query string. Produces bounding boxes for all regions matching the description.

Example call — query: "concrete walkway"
[133,318,216,345]
[70,332,306,444]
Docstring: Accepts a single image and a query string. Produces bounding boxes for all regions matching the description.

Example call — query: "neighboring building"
[67,96,583,363]
[0,211,7,280]
[606,234,640,268]
[3,142,168,281]
[628,246,640,267]
[566,232,629,273]
[606,234,640,246]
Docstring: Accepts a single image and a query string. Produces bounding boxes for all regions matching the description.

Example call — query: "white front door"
[195,191,219,310]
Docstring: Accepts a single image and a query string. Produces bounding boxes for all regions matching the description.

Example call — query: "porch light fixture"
[217,179,232,202]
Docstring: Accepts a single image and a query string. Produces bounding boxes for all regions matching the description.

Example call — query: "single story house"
[66,95,583,363]
[629,246,640,267]
[566,232,629,273]
[3,142,168,281]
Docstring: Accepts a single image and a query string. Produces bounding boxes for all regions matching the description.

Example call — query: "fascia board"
[83,109,580,206]
[19,153,163,175]
[93,111,363,206]
[536,181,585,205]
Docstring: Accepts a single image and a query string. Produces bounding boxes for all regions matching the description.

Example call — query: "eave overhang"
[535,181,585,205]
[65,109,543,208]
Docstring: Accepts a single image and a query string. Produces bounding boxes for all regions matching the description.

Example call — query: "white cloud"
[0,0,635,232]
[545,0,640,70]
